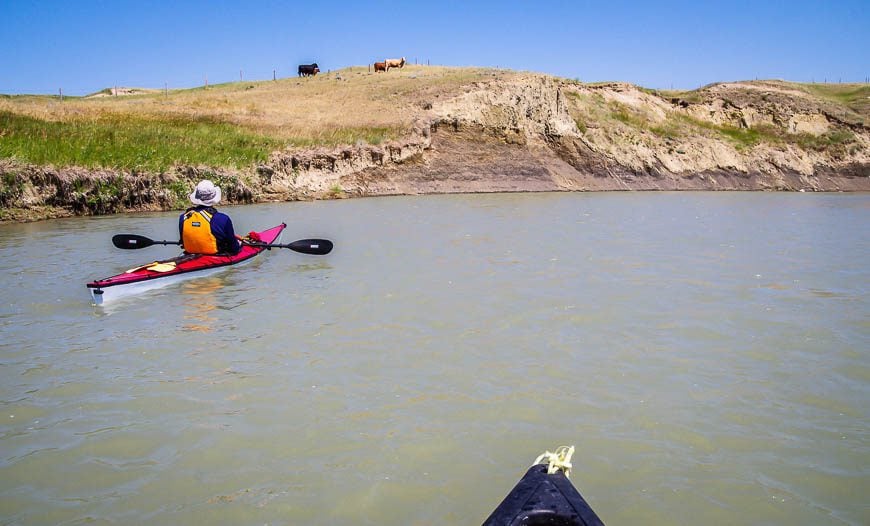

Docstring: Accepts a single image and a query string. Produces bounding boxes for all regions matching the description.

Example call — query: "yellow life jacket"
[182,208,219,254]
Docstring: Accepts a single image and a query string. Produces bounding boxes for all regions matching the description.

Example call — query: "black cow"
[298,63,320,77]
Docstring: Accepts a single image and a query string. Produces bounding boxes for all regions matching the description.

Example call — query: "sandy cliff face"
[571,80,869,182]
[2,75,868,221]
[262,75,869,199]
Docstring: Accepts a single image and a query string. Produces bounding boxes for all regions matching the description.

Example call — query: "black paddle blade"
[112,234,181,249]
[286,239,333,255]
[112,234,156,249]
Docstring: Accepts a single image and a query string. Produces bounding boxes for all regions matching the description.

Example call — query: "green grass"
[608,101,650,129]
[800,84,870,105]
[657,89,705,104]
[87,88,115,97]
[670,113,773,149]
[0,108,403,171]
[605,103,775,150]
[0,171,24,206]
[648,122,681,139]
[673,112,859,152]
[285,126,402,148]
[799,83,870,121]
[328,184,345,198]
[793,129,859,156]
[717,125,764,148]
[0,110,284,171]
[0,94,76,102]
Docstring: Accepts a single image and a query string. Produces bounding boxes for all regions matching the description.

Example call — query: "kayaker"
[179,180,241,255]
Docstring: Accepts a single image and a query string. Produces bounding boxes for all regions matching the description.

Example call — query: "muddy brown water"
[1,192,868,525]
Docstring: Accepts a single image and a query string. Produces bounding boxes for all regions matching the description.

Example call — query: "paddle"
[112,234,333,255]
[243,239,333,255]
[112,234,179,249]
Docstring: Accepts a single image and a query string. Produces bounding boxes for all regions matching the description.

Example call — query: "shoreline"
[2,163,867,225]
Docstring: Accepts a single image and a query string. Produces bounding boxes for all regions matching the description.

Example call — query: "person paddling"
[179,180,241,255]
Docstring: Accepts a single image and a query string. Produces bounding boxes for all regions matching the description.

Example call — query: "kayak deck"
[483,463,605,526]
[87,223,286,304]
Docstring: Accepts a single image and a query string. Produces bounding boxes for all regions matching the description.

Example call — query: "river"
[1,192,868,525]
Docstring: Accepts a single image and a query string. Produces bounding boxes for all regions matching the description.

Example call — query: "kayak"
[87,223,286,305]
[483,450,605,526]
[483,463,605,525]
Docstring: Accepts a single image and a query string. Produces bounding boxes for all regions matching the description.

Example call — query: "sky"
[1,0,868,95]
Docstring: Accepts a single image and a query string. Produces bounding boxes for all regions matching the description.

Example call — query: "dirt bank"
[2,71,868,222]
[214,75,870,199]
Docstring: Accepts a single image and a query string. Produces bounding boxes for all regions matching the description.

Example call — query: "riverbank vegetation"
[0,66,495,171]
[0,110,281,171]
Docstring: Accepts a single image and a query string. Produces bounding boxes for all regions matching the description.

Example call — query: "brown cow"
[374,61,387,73]
[385,57,406,69]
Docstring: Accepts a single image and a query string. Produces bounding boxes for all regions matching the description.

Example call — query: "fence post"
[59,88,63,102]
[273,69,276,81]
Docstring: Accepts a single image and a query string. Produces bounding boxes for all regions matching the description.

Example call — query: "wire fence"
[53,67,868,101]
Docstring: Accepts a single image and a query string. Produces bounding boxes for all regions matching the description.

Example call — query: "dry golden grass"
[1,65,514,170]
[1,65,510,144]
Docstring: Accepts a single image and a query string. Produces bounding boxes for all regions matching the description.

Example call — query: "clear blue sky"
[1,0,867,95]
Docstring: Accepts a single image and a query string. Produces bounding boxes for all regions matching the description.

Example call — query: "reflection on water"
[0,193,867,525]
[180,277,224,332]
[284,261,333,273]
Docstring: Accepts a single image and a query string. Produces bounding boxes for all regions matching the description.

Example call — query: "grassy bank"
[0,65,495,172]
[799,83,870,115]
[0,111,282,171]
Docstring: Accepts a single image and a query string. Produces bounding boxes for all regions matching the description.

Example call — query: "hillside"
[1,66,868,222]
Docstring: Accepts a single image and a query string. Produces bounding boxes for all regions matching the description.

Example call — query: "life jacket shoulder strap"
[184,207,217,222]
[185,206,218,214]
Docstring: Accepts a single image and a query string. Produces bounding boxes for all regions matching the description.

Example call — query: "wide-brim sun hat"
[189,180,222,206]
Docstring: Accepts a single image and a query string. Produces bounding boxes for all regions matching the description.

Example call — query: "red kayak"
[87,223,287,305]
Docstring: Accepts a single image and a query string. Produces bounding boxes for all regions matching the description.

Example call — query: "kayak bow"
[483,448,605,526]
